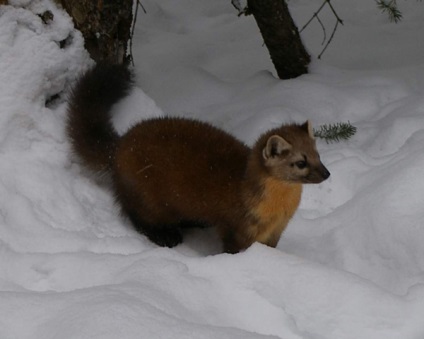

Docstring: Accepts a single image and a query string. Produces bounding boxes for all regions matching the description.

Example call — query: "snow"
[1,0,424,338]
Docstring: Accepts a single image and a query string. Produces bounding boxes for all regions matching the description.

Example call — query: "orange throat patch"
[251,177,302,246]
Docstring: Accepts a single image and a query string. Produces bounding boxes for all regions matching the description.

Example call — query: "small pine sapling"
[376,0,403,23]
[313,122,357,143]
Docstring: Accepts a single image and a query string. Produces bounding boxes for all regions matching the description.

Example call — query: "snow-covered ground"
[1,0,424,337]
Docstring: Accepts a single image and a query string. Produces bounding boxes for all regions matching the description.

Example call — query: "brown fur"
[67,64,330,253]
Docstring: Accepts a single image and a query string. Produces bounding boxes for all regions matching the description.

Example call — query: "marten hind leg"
[126,211,183,248]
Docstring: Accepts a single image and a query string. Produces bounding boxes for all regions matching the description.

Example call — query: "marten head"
[260,121,330,184]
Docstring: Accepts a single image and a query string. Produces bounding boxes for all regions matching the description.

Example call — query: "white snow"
[1,0,424,338]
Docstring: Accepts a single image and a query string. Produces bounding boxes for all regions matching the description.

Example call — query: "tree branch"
[318,18,339,59]
[231,0,250,16]
[300,0,343,58]
[299,1,327,33]
[129,0,147,65]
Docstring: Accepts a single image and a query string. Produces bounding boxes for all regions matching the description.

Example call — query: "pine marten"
[67,63,330,253]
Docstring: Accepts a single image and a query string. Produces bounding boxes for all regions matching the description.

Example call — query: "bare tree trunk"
[247,0,310,79]
[55,0,133,64]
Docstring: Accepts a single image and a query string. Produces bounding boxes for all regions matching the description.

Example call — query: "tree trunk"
[247,0,310,79]
[55,0,133,64]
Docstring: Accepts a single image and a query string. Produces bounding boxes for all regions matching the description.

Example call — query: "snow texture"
[1,0,424,338]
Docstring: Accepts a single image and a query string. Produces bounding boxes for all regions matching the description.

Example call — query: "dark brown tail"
[67,63,134,172]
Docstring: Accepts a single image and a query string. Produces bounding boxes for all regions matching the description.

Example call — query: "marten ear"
[301,120,315,139]
[263,135,292,160]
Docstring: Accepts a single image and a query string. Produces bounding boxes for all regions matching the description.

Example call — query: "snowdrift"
[0,0,423,338]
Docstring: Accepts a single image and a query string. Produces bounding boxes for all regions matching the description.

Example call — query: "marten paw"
[145,226,183,248]
[222,231,253,254]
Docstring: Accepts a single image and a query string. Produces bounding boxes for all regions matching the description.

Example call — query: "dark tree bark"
[247,0,310,79]
[55,0,133,64]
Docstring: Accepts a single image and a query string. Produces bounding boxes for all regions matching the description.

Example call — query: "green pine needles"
[313,122,357,143]
[376,0,403,23]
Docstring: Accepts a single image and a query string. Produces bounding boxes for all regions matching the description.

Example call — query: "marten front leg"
[220,227,255,254]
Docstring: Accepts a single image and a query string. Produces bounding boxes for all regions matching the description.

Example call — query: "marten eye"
[295,161,307,169]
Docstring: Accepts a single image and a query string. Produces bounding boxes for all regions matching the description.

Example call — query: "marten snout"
[317,163,331,181]
[321,164,331,180]
[305,162,330,183]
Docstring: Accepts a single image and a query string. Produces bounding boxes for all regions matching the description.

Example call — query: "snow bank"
[1,0,424,338]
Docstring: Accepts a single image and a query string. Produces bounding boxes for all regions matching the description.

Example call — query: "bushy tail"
[67,63,134,172]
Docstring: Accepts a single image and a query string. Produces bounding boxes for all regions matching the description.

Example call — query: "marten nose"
[321,165,330,180]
